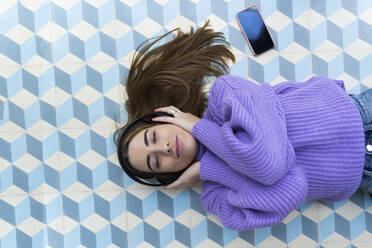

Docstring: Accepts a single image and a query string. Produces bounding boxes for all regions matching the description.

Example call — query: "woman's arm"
[193,78,296,185]
[200,164,307,231]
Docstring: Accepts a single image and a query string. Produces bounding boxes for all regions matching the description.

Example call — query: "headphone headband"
[117,112,186,186]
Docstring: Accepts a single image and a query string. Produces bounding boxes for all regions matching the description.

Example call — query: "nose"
[151,139,174,156]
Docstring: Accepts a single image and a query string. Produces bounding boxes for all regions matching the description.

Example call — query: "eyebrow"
[144,129,153,172]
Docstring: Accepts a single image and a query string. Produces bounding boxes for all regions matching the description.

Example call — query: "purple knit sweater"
[191,75,365,231]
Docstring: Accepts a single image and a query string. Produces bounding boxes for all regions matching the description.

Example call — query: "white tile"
[17,217,44,236]
[145,210,173,229]
[40,87,57,107]
[111,212,128,232]
[287,234,318,248]
[36,21,53,42]
[60,118,88,131]
[0,157,11,172]
[313,49,342,62]
[100,20,117,39]
[58,151,75,171]
[31,191,60,204]
[266,11,292,31]
[0,190,28,205]
[248,49,279,64]
[345,39,372,52]
[62,215,79,233]
[165,15,195,33]
[309,9,326,27]
[13,153,41,173]
[69,21,98,41]
[302,202,320,222]
[119,0,141,7]
[0,54,20,68]
[73,85,102,106]
[126,186,156,199]
[174,209,191,228]
[321,232,350,248]
[328,8,356,28]
[64,182,91,194]
[63,190,92,203]
[165,240,189,248]
[23,56,51,69]
[81,213,109,232]
[51,0,79,10]
[0,219,15,237]
[282,209,301,224]
[50,21,67,43]
[115,20,132,37]
[27,124,56,139]
[195,239,222,248]
[77,150,105,169]
[189,209,205,228]
[55,53,84,66]
[44,152,60,171]
[0,121,24,133]
[94,189,122,202]
[83,0,109,8]
[87,57,116,71]
[360,8,372,25]
[0,0,17,15]
[126,211,142,231]
[225,238,255,248]
[48,216,65,233]
[201,14,227,31]
[295,10,311,29]
[344,48,372,61]
[134,18,163,39]
[256,236,286,248]
[54,87,71,107]
[313,40,341,52]
[5,24,33,44]
[335,201,363,221]
[91,119,118,131]
[20,0,47,12]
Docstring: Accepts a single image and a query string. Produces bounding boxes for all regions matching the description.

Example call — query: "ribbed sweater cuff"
[199,152,242,192]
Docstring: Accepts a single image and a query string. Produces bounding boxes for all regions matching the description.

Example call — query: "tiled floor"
[0,0,372,247]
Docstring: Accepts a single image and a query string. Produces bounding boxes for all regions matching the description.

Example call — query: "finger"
[152,116,174,123]
[155,106,180,113]
[164,182,179,189]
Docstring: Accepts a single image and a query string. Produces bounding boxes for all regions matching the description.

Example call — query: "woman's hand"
[153,106,200,133]
[163,161,201,190]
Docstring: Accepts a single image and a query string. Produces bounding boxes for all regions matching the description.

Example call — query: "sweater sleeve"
[272,75,346,95]
[200,164,307,231]
[193,78,296,185]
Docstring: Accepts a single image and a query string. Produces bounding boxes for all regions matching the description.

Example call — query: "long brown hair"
[114,20,235,183]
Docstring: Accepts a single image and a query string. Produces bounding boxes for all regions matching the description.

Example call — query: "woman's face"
[128,123,199,174]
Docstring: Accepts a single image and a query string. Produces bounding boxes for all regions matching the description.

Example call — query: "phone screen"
[236,6,274,55]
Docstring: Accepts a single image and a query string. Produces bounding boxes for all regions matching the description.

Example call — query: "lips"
[175,136,179,158]
[176,135,182,158]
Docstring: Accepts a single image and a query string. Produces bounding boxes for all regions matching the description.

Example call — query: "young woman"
[115,21,372,231]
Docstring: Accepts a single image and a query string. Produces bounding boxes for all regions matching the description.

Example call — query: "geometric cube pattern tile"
[0,0,371,247]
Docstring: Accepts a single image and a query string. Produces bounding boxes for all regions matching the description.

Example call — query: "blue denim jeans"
[349,89,372,194]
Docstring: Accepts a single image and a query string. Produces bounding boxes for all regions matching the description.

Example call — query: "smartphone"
[236,5,275,56]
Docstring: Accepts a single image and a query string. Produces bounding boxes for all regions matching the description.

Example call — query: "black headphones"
[117,112,189,186]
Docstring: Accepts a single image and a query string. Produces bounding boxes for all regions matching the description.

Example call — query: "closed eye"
[153,131,160,169]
